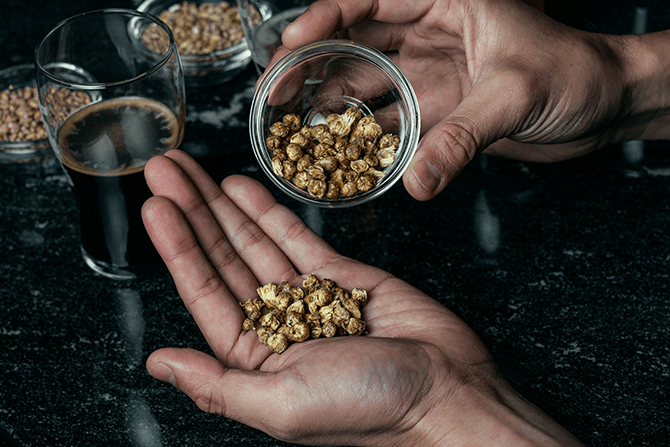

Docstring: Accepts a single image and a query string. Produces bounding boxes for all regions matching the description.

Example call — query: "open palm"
[141,150,498,446]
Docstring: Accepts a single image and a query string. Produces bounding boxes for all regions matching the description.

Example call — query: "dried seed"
[265,105,400,199]
[141,1,253,55]
[242,274,369,353]
[1,85,89,144]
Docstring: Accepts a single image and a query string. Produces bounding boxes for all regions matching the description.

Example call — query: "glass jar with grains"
[249,40,420,208]
[138,0,254,85]
[0,64,52,163]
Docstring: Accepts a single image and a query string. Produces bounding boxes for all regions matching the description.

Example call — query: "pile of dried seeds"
[241,274,369,354]
[1,84,92,148]
[267,106,400,199]
[0,86,47,142]
[42,88,91,129]
[143,1,246,55]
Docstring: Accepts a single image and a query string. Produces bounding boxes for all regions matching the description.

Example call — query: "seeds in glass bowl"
[0,85,47,142]
[266,106,400,199]
[142,1,248,55]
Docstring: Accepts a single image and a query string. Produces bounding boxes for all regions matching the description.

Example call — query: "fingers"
[143,152,281,366]
[144,152,260,301]
[141,195,232,325]
[402,121,478,201]
[218,175,395,309]
[144,150,342,334]
[219,174,342,279]
[142,193,265,365]
[160,150,336,283]
[282,0,431,51]
[281,0,373,50]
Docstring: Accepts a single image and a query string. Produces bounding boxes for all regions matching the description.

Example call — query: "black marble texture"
[1,1,669,446]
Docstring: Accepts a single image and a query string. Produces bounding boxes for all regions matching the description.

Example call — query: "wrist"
[391,372,584,447]
[609,30,670,141]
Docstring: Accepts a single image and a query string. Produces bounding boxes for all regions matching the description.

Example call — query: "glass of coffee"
[237,0,316,73]
[35,9,185,280]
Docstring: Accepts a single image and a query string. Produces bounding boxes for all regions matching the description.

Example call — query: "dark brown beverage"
[57,97,183,278]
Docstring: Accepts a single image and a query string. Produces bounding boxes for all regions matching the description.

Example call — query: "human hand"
[142,150,584,446]
[276,0,670,200]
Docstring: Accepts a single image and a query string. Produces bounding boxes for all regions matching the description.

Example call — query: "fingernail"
[149,363,176,386]
[413,159,442,195]
[283,19,299,37]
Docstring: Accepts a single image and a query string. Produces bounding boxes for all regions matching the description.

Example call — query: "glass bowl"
[0,64,52,163]
[250,40,420,208]
[137,0,252,86]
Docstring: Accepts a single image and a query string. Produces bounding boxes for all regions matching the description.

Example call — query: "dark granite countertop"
[1,1,669,446]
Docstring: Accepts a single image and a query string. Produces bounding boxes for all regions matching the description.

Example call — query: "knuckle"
[233,218,267,253]
[163,232,200,265]
[181,194,210,219]
[266,410,307,442]
[187,272,224,308]
[206,236,238,272]
[280,214,311,245]
[434,123,479,170]
[192,384,226,415]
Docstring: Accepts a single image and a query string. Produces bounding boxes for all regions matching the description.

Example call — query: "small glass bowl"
[250,40,420,208]
[137,0,252,86]
[0,64,52,163]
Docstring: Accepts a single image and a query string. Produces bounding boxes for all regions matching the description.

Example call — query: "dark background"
[1,1,669,446]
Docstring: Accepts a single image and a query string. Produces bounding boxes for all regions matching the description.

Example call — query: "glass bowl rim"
[136,0,250,63]
[250,39,421,209]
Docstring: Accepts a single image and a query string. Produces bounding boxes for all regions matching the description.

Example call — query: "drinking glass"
[237,0,315,73]
[35,9,185,280]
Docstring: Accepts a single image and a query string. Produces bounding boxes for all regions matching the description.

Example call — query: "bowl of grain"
[0,64,52,163]
[138,0,252,86]
[249,40,420,208]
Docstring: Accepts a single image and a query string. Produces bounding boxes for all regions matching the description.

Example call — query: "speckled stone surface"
[1,1,669,446]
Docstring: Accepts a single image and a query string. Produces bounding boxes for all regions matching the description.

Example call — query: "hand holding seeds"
[142,150,571,447]
[242,274,368,353]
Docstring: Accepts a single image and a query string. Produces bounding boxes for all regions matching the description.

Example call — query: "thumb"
[402,119,479,201]
[403,69,530,201]
[146,348,281,430]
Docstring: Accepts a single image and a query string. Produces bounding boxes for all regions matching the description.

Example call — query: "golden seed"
[242,274,369,353]
[264,105,400,199]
